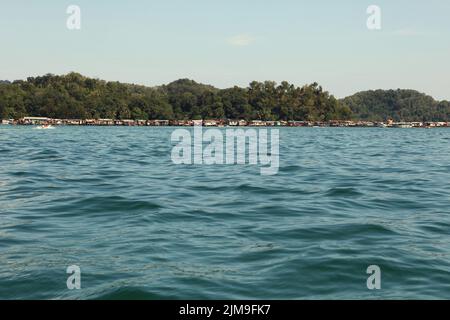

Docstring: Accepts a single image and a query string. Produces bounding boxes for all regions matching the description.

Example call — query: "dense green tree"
[341,89,449,122]
[2,73,447,122]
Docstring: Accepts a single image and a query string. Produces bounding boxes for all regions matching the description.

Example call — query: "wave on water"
[1,127,450,299]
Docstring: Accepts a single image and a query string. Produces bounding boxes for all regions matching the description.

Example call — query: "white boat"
[35,124,55,130]
[394,122,413,128]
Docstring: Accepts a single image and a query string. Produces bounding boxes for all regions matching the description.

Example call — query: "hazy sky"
[1,0,449,100]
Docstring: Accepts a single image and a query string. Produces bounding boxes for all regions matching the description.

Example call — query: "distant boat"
[35,124,55,130]
[394,122,413,128]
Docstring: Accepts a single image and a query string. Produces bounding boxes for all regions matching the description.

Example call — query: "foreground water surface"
[1,126,450,299]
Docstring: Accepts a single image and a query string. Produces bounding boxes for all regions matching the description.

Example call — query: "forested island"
[1,73,449,122]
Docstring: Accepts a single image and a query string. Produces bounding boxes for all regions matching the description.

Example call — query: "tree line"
[342,89,450,122]
[1,73,449,121]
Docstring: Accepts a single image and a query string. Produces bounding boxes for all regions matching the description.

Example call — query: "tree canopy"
[341,89,450,122]
[1,73,448,121]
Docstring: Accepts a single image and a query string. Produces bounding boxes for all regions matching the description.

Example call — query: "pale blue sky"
[1,0,449,99]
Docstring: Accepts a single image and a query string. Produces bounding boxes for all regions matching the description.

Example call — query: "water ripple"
[1,126,450,299]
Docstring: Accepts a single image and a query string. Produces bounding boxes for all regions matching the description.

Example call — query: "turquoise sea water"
[1,126,450,300]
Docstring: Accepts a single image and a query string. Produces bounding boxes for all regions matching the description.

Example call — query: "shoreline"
[1,118,449,128]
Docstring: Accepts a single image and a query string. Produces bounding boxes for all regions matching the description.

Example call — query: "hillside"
[0,73,350,121]
[2,74,449,122]
[341,89,450,122]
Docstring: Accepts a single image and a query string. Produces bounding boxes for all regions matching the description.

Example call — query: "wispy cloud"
[392,28,425,37]
[227,34,256,47]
